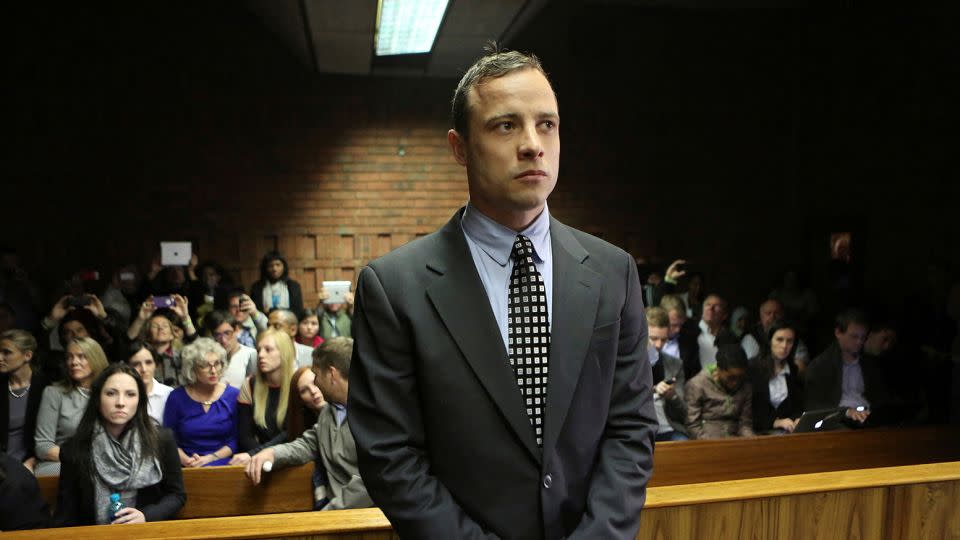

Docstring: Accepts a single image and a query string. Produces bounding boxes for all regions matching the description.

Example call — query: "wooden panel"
[337,235,355,259]
[650,425,960,487]
[374,233,392,258]
[640,498,777,539]
[774,488,887,540]
[176,463,315,519]
[886,481,960,540]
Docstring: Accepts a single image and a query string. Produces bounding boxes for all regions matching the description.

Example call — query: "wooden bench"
[13,462,960,539]
[34,425,960,519]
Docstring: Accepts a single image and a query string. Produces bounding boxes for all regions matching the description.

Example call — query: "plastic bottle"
[107,493,125,522]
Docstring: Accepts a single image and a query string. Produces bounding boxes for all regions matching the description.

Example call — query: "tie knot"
[511,235,535,261]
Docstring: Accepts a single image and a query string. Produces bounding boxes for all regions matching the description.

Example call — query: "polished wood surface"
[649,424,960,487]
[645,461,960,508]
[4,507,394,540]
[15,462,959,539]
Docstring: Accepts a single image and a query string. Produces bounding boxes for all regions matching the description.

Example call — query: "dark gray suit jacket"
[348,209,657,540]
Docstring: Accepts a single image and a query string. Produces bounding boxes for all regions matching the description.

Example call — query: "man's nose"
[517,124,543,160]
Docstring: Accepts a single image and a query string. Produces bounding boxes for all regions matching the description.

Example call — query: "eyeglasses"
[214,330,235,339]
[195,361,224,372]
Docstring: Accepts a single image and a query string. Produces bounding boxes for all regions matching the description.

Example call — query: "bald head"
[268,309,299,338]
[758,299,784,331]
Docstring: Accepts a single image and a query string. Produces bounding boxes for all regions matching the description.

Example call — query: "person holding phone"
[646,308,689,442]
[127,296,197,386]
[224,290,268,348]
[316,285,354,341]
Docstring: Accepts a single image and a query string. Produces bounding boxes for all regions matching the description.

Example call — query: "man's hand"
[653,381,676,400]
[317,287,329,304]
[245,448,276,486]
[665,259,687,283]
[229,452,251,466]
[239,294,257,314]
[845,408,870,423]
[344,291,355,307]
[84,294,107,320]
[773,417,797,432]
[148,256,163,280]
[49,295,73,322]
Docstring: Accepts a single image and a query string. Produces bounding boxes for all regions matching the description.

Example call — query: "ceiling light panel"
[375,0,449,56]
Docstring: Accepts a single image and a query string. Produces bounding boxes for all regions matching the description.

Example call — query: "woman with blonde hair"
[34,336,108,476]
[230,328,296,464]
[1,330,49,473]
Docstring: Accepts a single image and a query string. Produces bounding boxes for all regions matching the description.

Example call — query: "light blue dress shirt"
[461,203,554,353]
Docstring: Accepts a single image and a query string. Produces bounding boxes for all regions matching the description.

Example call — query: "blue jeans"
[655,430,690,442]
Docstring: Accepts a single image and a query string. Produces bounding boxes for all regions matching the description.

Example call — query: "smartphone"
[153,296,176,309]
[78,270,100,282]
[119,272,136,282]
[69,295,91,308]
[667,377,677,385]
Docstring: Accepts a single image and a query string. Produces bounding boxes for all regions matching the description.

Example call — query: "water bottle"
[107,493,125,522]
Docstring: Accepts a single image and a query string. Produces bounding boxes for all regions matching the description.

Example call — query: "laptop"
[793,408,845,433]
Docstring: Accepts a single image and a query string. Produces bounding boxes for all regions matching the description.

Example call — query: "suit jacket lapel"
[425,211,542,463]
[543,220,602,459]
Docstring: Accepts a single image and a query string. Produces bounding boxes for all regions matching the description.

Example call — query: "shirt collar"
[462,202,552,267]
[776,363,791,377]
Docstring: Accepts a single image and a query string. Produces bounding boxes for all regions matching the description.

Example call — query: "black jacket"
[53,427,186,526]
[250,278,304,316]
[0,371,48,462]
[0,453,50,530]
[750,358,803,433]
[804,343,890,426]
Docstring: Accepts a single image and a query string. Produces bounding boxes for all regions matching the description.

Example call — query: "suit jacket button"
[543,474,552,489]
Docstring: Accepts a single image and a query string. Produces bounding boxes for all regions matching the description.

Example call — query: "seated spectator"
[286,365,327,508]
[729,306,750,339]
[125,340,173,426]
[54,364,185,526]
[646,307,688,442]
[245,337,373,511]
[269,309,315,368]
[287,366,325,440]
[139,258,191,303]
[1,330,49,473]
[250,251,304,315]
[34,337,109,476]
[205,310,257,389]
[685,344,754,439]
[296,308,324,348]
[660,294,701,382]
[805,309,890,427]
[317,285,354,340]
[741,298,811,371]
[750,321,804,434]
[696,294,740,371]
[127,297,197,386]
[223,290,268,348]
[231,328,297,465]
[0,452,50,530]
[163,338,239,467]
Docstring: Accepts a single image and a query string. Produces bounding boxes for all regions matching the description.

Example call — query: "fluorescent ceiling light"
[375,0,449,56]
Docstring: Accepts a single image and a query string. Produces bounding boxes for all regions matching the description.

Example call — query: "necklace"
[8,382,30,399]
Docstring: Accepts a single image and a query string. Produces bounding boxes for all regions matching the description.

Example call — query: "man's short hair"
[645,307,669,329]
[835,308,870,333]
[451,44,550,139]
[204,310,241,335]
[313,336,353,378]
[659,294,688,316]
[716,344,748,372]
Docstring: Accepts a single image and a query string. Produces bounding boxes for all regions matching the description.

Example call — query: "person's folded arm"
[348,266,498,540]
[567,253,657,540]
[140,431,186,521]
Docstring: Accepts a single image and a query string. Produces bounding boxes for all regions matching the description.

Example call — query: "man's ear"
[448,129,468,167]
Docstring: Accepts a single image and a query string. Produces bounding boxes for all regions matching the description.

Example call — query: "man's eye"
[498,122,514,131]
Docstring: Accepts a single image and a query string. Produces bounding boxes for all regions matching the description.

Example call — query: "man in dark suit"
[805,308,890,427]
[348,48,657,539]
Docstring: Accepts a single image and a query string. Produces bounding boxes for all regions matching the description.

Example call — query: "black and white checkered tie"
[507,234,550,447]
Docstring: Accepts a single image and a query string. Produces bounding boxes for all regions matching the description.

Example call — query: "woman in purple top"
[163,338,238,467]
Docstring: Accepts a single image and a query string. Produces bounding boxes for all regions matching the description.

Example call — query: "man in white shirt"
[697,294,739,370]
[268,309,315,368]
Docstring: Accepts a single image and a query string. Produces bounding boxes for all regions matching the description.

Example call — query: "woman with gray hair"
[162,337,239,467]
